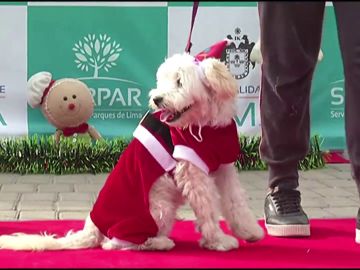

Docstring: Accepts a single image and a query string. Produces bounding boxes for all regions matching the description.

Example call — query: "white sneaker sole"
[355,228,360,244]
[265,223,311,237]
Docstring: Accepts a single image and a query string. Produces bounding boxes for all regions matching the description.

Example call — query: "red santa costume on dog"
[90,111,176,245]
[170,120,240,175]
[90,39,240,246]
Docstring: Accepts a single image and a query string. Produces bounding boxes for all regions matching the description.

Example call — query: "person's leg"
[258,1,325,236]
[332,1,360,243]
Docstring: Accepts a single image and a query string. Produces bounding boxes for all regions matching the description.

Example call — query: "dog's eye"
[177,78,182,88]
[63,96,68,101]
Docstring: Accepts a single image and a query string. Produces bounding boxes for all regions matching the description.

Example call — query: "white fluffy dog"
[0,50,264,252]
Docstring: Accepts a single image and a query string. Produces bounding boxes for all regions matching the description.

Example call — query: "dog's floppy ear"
[201,58,238,100]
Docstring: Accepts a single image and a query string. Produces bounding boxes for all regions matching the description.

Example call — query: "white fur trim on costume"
[133,125,177,172]
[173,145,209,175]
[224,38,232,47]
[27,71,52,108]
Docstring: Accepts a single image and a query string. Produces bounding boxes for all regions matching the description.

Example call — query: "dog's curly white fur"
[0,52,264,252]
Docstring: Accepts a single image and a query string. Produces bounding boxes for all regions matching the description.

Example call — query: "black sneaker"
[264,188,310,237]
[356,208,360,243]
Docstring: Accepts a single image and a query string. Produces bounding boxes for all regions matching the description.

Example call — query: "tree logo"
[73,34,137,84]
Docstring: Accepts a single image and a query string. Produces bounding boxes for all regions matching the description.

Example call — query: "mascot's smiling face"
[42,79,95,129]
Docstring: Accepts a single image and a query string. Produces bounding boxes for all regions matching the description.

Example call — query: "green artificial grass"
[0,135,325,175]
[236,135,325,171]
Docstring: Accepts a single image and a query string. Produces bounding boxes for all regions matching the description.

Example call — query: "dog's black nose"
[153,96,163,107]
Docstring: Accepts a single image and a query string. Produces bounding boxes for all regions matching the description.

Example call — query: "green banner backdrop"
[27,5,168,138]
[0,2,346,151]
[311,6,345,151]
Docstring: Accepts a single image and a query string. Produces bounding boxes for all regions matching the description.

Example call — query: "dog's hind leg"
[213,164,264,242]
[101,174,182,252]
[101,174,181,251]
[131,173,183,251]
[174,161,239,251]
[150,173,184,237]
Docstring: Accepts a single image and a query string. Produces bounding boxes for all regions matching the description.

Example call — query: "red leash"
[185,1,199,54]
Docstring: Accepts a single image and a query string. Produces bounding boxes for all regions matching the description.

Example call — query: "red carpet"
[0,219,359,268]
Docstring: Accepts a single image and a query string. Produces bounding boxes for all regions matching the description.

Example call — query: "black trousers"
[258,2,360,192]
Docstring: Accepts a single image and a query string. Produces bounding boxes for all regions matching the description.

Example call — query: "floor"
[0,164,358,221]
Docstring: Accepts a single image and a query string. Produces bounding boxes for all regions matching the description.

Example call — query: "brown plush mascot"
[27,71,102,143]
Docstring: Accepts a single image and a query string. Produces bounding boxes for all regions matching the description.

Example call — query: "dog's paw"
[139,236,175,251]
[200,233,239,251]
[231,222,265,243]
[244,226,265,243]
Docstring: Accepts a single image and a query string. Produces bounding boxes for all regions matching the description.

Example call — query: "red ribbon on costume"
[62,123,89,137]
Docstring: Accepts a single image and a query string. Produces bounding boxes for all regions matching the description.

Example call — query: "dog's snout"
[153,96,163,107]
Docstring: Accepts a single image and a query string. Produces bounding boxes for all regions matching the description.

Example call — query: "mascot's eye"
[177,78,182,88]
[72,95,77,99]
[63,97,68,101]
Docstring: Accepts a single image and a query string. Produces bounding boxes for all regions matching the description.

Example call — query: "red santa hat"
[194,39,231,61]
[27,71,56,108]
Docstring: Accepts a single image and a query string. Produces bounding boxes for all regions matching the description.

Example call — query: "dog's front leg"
[174,161,239,251]
[213,164,264,242]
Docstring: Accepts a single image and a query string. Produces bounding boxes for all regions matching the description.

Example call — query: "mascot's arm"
[88,125,102,140]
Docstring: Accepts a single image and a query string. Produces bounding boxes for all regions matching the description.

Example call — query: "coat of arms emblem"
[221,28,256,80]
